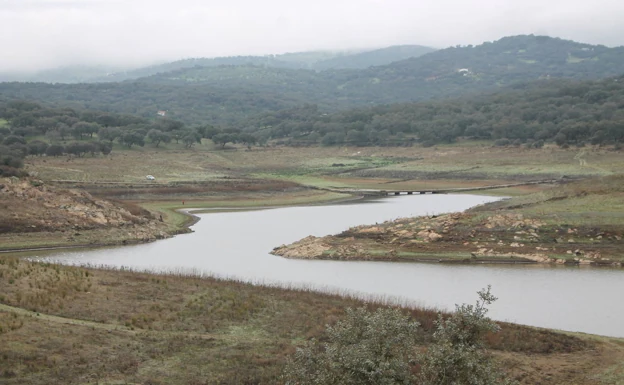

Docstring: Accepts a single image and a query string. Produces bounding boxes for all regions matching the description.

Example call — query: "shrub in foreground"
[284,286,514,385]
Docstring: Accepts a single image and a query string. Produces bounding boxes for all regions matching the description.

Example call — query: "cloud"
[1,0,623,72]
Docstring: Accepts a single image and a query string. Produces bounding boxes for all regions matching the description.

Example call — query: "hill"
[1,35,623,126]
[234,74,624,146]
[313,45,436,70]
[0,45,434,84]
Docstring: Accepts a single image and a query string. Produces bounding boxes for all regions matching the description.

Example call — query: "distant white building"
[157,110,167,117]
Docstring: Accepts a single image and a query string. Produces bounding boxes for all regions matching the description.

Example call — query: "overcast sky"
[1,0,624,72]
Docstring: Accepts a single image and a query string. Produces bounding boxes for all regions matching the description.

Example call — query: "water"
[34,194,624,338]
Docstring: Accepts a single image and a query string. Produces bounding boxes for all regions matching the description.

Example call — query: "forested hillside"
[236,76,624,147]
[0,82,299,125]
[1,74,623,175]
[1,36,622,127]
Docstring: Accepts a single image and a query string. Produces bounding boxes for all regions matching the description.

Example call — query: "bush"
[494,138,511,147]
[0,145,24,168]
[27,140,49,156]
[2,135,26,146]
[418,286,515,385]
[283,287,514,385]
[0,165,27,177]
[45,144,65,157]
[283,307,420,385]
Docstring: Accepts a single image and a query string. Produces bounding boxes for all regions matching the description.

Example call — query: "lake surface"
[37,194,624,338]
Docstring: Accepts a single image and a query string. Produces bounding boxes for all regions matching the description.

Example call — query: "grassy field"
[26,143,623,192]
[1,255,623,384]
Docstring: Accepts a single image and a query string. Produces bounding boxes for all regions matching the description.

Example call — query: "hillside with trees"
[0,36,622,127]
[1,74,623,172]
[232,75,624,147]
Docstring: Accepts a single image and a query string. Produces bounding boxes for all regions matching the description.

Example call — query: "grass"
[1,255,620,384]
[275,176,624,265]
[24,144,623,203]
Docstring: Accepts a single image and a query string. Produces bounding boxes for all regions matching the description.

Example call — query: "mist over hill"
[0,35,623,128]
[0,45,435,84]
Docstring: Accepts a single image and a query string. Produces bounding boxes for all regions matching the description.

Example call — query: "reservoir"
[36,194,624,338]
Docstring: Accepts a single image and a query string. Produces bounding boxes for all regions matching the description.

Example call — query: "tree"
[554,132,568,147]
[98,127,121,143]
[27,140,49,156]
[120,131,146,148]
[45,144,65,157]
[182,130,201,148]
[98,141,113,155]
[418,286,514,385]
[212,133,238,148]
[65,141,90,157]
[71,122,99,139]
[147,129,171,147]
[283,307,420,385]
[321,132,345,146]
[238,133,257,149]
[56,123,71,141]
[2,135,26,146]
[198,124,221,139]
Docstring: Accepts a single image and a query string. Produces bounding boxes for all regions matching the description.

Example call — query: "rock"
[568,239,575,243]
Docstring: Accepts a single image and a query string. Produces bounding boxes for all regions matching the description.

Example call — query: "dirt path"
[0,303,269,343]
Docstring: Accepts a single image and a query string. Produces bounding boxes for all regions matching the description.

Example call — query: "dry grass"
[1,255,622,384]
[26,144,623,188]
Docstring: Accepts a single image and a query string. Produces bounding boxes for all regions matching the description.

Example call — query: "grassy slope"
[1,255,623,384]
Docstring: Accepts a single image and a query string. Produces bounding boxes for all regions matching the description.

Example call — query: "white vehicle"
[146,175,155,181]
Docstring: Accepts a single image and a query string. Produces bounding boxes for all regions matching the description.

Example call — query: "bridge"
[318,179,561,197]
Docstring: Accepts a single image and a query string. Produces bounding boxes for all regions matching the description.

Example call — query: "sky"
[1,0,624,73]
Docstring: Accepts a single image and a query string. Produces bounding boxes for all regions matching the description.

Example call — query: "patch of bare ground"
[1,255,621,384]
[0,177,170,250]
[272,176,624,266]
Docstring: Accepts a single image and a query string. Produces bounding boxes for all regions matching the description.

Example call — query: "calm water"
[35,194,624,337]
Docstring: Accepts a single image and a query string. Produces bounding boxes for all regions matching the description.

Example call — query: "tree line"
[0,100,205,175]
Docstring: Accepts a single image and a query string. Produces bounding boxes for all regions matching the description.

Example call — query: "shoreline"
[2,192,362,254]
[272,176,624,268]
